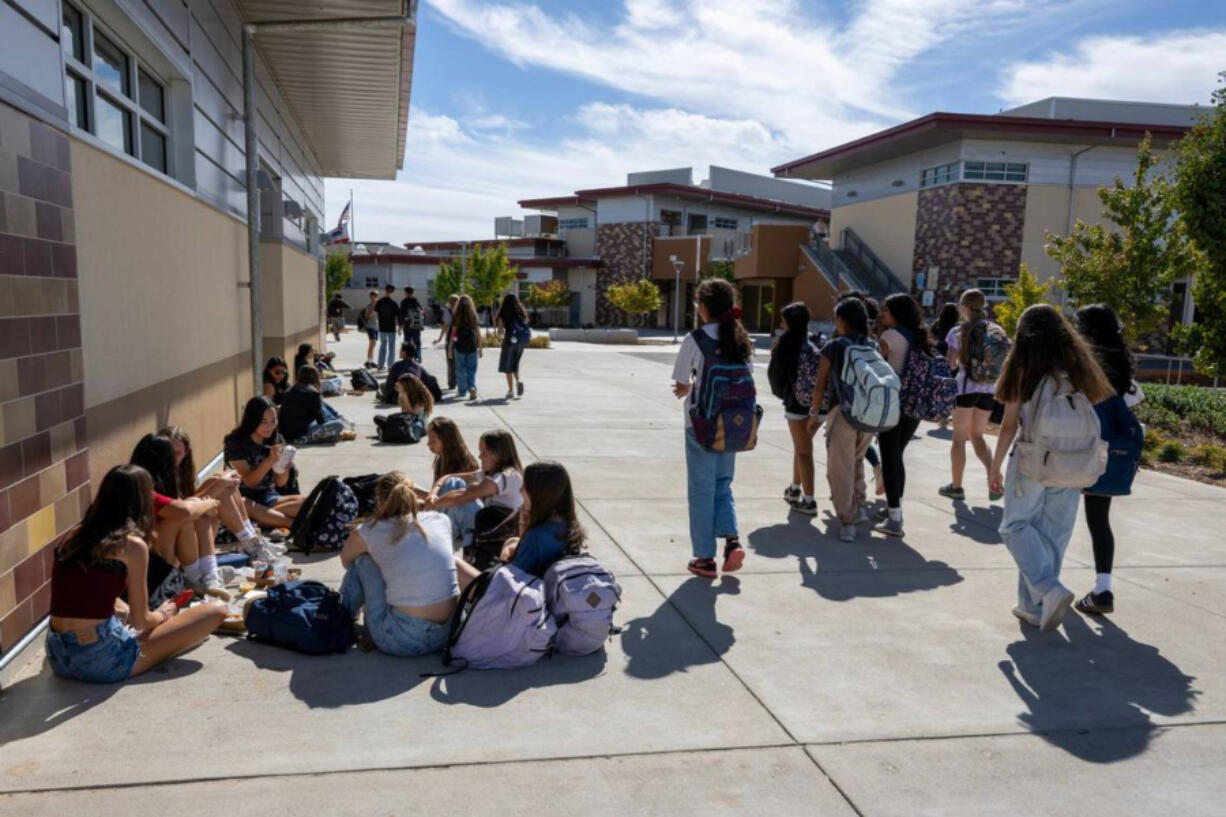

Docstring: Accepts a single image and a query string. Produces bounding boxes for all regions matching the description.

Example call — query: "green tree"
[993,263,1051,337]
[465,243,518,315]
[431,259,464,304]
[606,279,662,326]
[704,260,735,282]
[1171,73,1226,377]
[325,253,352,299]
[1045,133,1200,342]
[523,279,573,308]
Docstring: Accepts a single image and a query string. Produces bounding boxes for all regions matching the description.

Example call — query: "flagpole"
[349,188,355,246]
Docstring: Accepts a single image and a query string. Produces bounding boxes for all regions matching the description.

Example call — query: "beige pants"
[825,406,872,524]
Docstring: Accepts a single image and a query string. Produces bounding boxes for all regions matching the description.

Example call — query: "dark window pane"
[93,30,130,97]
[62,5,84,62]
[66,73,88,129]
[138,69,164,121]
[95,92,132,154]
[140,122,166,173]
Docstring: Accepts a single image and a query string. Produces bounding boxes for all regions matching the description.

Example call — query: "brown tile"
[66,283,78,313]
[41,541,55,576]
[0,277,13,317]
[34,389,60,431]
[8,474,39,522]
[0,598,33,655]
[0,149,17,193]
[16,157,71,207]
[0,443,21,490]
[3,193,37,238]
[16,354,46,395]
[10,276,47,316]
[0,104,32,156]
[45,279,68,314]
[38,462,65,505]
[33,204,61,242]
[74,415,86,445]
[30,576,50,618]
[67,348,82,384]
[0,519,26,573]
[13,549,43,598]
[2,397,35,442]
[48,351,72,390]
[51,243,75,278]
[53,491,77,536]
[65,449,89,491]
[60,382,83,419]
[28,314,55,353]
[0,488,8,533]
[0,359,15,402]
[49,419,76,462]
[20,431,50,475]
[0,316,28,358]
[60,208,74,244]
[55,314,80,349]
[0,567,15,617]
[29,122,69,173]
[0,233,23,274]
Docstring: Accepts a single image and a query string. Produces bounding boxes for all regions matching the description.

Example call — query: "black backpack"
[374,413,424,444]
[463,504,518,571]
[351,368,379,392]
[290,476,359,555]
[342,473,382,515]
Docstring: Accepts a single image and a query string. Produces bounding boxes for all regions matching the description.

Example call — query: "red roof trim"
[772,112,1192,175]
[351,253,601,268]
[518,195,596,209]
[403,237,566,250]
[565,182,828,219]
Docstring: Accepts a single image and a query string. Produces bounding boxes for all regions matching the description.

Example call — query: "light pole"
[670,254,684,343]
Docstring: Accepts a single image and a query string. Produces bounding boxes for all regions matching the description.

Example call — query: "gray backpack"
[543,556,621,656]
[444,564,556,670]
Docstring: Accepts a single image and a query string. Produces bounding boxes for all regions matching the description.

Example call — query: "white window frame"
[976,277,1014,299]
[920,161,960,188]
[61,2,173,178]
[712,216,738,230]
[558,217,589,231]
[963,161,1028,183]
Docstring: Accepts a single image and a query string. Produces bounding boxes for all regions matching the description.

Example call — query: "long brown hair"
[368,470,424,539]
[480,429,521,475]
[521,461,585,556]
[995,304,1114,405]
[428,417,477,481]
[957,288,988,368]
[397,373,434,416]
[295,365,321,389]
[696,279,752,363]
[57,464,154,567]
[452,295,479,336]
[159,425,197,497]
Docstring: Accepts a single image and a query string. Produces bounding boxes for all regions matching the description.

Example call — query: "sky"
[323,0,1224,245]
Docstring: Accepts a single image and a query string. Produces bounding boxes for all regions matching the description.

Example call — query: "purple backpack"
[688,330,763,452]
[900,348,957,422]
[444,564,556,670]
[791,336,822,408]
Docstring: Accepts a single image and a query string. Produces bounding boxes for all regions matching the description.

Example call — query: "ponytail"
[958,288,987,368]
[370,470,424,539]
[697,279,752,363]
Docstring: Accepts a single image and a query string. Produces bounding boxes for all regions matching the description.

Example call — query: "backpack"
[791,335,823,408]
[543,556,621,656]
[289,476,359,554]
[510,320,531,345]
[464,504,518,571]
[1085,395,1144,497]
[900,347,957,422]
[1015,373,1108,488]
[244,580,355,655]
[351,367,379,392]
[688,330,763,452]
[407,303,424,331]
[444,564,556,670]
[374,412,424,444]
[342,473,382,515]
[966,322,1011,384]
[836,341,901,432]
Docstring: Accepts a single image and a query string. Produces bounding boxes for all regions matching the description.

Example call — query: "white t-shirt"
[946,323,998,395]
[672,324,755,429]
[481,468,523,510]
[356,512,458,607]
[879,328,910,375]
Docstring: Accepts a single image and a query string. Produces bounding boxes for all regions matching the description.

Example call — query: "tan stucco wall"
[794,253,841,322]
[829,191,918,286]
[1020,186,1106,282]
[259,241,321,344]
[72,139,250,410]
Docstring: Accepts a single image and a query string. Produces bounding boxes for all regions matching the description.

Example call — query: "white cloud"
[998,30,1226,107]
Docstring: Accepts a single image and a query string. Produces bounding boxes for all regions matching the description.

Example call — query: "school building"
[0,1,415,670]
[773,98,1198,330]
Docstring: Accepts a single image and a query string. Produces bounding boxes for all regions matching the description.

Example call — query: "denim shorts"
[46,616,141,683]
[242,487,283,508]
[366,326,378,340]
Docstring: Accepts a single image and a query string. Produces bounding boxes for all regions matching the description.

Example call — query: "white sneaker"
[840,523,856,543]
[201,572,232,602]
[1039,585,1075,632]
[1011,606,1040,627]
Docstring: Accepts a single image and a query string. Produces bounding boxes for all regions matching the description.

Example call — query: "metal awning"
[235,1,416,180]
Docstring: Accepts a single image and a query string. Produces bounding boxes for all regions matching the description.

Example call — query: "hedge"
[1135,385,1226,439]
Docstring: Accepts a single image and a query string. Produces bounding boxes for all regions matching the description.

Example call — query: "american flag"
[322,201,351,244]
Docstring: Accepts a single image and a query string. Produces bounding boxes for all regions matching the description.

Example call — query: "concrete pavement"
[2,329,1224,816]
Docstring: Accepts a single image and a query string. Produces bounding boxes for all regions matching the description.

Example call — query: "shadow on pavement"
[926,427,954,441]
[428,651,607,707]
[225,639,425,708]
[620,576,740,679]
[998,613,1198,763]
[949,500,1003,544]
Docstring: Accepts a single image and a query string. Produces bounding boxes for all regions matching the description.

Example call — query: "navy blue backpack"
[244,580,355,655]
[1085,395,1144,497]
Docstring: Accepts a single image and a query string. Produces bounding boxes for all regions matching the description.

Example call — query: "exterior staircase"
[807,227,908,300]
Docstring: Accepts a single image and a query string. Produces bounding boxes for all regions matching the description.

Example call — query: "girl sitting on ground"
[261,356,290,406]
[339,471,459,657]
[278,366,354,444]
[426,429,523,551]
[410,418,480,539]
[45,464,227,684]
[224,396,305,529]
[129,434,230,602]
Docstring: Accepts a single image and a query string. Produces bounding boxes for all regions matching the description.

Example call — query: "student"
[411,417,480,547]
[400,286,424,362]
[279,366,352,443]
[940,288,1002,502]
[496,293,529,399]
[838,292,886,497]
[375,284,401,371]
[672,278,751,578]
[1073,304,1139,616]
[362,290,379,369]
[382,341,441,405]
[224,396,305,528]
[261,356,289,406]
[768,301,818,516]
[327,292,350,342]
[426,429,523,549]
[988,304,1113,632]
[874,293,930,537]
[294,342,335,376]
[433,293,460,391]
[339,471,458,657]
[807,298,875,542]
[46,464,227,683]
[396,372,434,421]
[129,434,230,601]
[451,294,483,401]
[931,302,959,357]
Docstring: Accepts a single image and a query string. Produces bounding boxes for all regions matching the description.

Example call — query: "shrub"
[480,331,549,349]
[1135,385,1226,439]
[1191,443,1226,472]
[1158,440,1185,463]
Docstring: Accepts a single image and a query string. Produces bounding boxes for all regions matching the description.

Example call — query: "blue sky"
[325,0,1224,243]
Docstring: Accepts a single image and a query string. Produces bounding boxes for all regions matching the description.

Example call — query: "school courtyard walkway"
[2,330,1225,816]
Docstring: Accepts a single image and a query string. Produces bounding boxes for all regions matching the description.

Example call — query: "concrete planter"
[548,328,640,345]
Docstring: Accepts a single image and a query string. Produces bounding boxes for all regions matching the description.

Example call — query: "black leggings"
[878,415,922,509]
[1085,494,1114,574]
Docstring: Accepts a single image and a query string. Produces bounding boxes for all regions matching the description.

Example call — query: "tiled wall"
[913,183,1027,292]
[0,102,89,657]
[595,222,654,326]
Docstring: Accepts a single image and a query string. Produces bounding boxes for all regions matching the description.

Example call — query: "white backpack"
[1015,373,1107,488]
[837,343,901,433]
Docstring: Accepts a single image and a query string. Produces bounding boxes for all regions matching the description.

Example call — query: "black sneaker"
[517,381,525,397]
[1074,590,1114,615]
[783,485,801,504]
[938,483,966,501]
[790,498,818,516]
[687,558,718,578]
[722,538,745,572]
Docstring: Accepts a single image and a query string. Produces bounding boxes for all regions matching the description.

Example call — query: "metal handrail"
[809,241,868,292]
[841,228,907,294]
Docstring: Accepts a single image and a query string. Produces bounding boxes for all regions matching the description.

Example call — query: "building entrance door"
[740,283,774,332]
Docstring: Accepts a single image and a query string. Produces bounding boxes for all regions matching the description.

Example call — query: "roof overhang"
[518,195,597,210]
[236,1,416,180]
[352,253,602,268]
[772,112,1191,180]
[571,182,829,220]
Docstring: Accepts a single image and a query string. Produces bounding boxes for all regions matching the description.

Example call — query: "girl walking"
[451,295,482,401]
[941,288,1003,502]
[496,293,529,399]
[768,301,818,516]
[988,304,1113,632]
[671,279,752,578]
[875,294,929,537]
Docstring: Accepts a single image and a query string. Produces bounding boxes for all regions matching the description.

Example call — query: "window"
[558,217,588,230]
[920,162,960,187]
[964,161,1027,182]
[712,217,738,230]
[687,213,707,234]
[976,277,1014,298]
[364,276,380,288]
[61,3,172,177]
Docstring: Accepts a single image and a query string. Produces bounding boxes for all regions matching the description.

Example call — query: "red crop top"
[49,557,129,619]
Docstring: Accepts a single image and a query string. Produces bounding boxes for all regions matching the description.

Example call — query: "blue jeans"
[438,476,481,550]
[455,351,479,395]
[341,555,449,657]
[378,331,397,369]
[684,428,738,559]
[999,452,1082,615]
[299,418,346,444]
[46,616,141,683]
[405,328,422,361]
